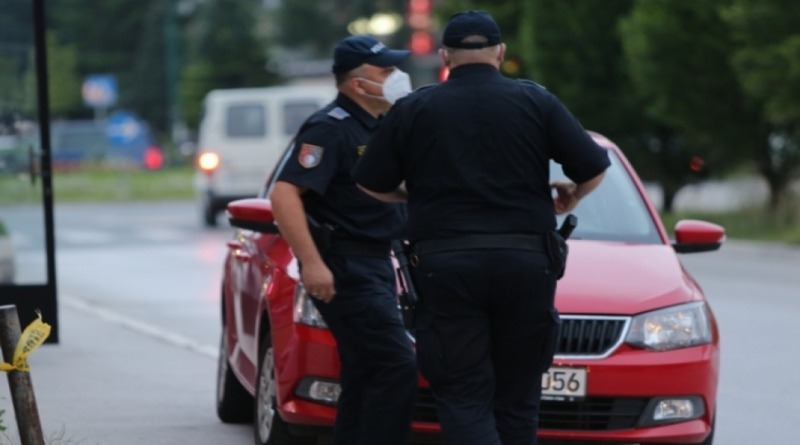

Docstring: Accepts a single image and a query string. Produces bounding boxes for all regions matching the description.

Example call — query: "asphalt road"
[0,201,798,444]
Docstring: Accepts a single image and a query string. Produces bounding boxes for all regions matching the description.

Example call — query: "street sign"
[105,111,142,146]
[82,74,118,109]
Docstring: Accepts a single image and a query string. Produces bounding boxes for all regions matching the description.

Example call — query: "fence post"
[0,305,46,445]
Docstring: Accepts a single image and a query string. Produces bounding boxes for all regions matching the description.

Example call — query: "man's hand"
[551,180,578,215]
[301,259,336,303]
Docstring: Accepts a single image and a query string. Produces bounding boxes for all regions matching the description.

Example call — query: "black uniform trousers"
[312,255,418,445]
[412,249,559,445]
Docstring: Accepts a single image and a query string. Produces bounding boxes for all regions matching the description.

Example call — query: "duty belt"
[327,239,391,258]
[412,234,546,257]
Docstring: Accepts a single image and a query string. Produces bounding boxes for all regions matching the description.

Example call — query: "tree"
[722,0,800,209]
[46,33,82,119]
[0,0,36,120]
[179,0,278,130]
[618,1,757,210]
[48,0,163,120]
[277,0,409,59]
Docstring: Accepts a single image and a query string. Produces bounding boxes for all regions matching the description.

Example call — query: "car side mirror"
[227,198,280,234]
[672,219,725,254]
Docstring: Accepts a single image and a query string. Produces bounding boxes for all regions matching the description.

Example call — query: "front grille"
[413,387,439,423]
[539,397,647,430]
[556,316,628,357]
[414,389,648,431]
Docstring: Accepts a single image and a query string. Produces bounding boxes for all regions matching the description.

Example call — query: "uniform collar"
[335,93,381,130]
[447,63,501,80]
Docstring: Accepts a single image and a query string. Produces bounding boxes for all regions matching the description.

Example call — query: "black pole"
[0,305,46,445]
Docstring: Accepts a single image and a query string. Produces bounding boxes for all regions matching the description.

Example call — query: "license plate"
[541,367,587,401]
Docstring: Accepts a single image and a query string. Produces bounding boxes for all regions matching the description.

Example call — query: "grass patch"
[0,165,195,204]
[660,205,800,245]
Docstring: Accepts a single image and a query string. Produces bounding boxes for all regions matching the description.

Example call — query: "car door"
[228,140,296,378]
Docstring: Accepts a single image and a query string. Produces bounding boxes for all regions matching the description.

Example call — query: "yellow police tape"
[0,311,51,373]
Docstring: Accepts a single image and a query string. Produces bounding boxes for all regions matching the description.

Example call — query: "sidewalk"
[0,299,251,445]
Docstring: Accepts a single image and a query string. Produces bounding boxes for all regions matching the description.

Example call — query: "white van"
[194,84,336,226]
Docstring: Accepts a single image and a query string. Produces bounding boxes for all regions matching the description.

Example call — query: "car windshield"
[552,150,661,244]
[262,142,662,245]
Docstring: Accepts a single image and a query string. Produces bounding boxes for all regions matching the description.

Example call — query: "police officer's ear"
[439,48,451,68]
[497,43,507,65]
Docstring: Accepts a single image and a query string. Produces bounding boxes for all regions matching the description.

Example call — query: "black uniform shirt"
[277,93,405,242]
[353,63,610,241]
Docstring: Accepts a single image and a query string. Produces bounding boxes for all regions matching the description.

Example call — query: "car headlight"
[625,302,711,351]
[293,284,328,328]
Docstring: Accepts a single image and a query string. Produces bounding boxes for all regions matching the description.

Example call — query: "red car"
[216,132,724,445]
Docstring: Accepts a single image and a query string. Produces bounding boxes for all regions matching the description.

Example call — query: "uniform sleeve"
[353,108,405,193]
[546,96,611,184]
[276,122,342,196]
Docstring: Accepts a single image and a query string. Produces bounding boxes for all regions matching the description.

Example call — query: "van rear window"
[283,101,323,135]
[226,104,266,137]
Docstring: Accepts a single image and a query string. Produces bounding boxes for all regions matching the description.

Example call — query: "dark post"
[0,305,46,445]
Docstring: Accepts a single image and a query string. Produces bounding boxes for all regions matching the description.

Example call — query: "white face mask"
[360,69,412,105]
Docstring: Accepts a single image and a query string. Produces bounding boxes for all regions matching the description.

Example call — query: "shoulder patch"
[298,143,324,168]
[327,107,350,120]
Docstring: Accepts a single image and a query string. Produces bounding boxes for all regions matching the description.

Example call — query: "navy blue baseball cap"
[442,10,502,49]
[332,35,410,75]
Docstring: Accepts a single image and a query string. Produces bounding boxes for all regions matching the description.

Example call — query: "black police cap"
[332,35,410,75]
[442,10,502,49]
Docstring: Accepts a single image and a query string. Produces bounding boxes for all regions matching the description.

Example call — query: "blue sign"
[82,74,118,108]
[105,111,142,146]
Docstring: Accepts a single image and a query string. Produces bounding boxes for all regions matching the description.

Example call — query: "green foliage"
[723,0,800,124]
[278,0,408,58]
[49,0,160,114]
[661,203,800,245]
[29,0,800,212]
[179,0,278,130]
[46,32,82,118]
[0,166,195,204]
[527,1,638,138]
[0,0,36,120]
[618,0,770,210]
[721,0,800,207]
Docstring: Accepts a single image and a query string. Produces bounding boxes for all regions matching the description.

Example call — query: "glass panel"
[226,103,266,137]
[282,101,321,135]
[0,0,48,284]
[551,150,660,244]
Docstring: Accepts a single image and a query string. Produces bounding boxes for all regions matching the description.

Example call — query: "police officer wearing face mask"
[354,10,610,445]
[269,35,417,445]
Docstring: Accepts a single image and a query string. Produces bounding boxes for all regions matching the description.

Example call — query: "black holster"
[545,230,569,280]
[392,240,418,331]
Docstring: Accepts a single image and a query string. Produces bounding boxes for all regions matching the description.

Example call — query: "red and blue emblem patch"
[298,143,324,168]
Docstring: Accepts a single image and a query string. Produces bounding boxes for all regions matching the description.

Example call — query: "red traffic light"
[408,0,432,14]
[410,31,434,55]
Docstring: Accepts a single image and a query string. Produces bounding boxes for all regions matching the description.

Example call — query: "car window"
[226,103,266,137]
[552,150,661,244]
[259,142,661,244]
[283,101,323,136]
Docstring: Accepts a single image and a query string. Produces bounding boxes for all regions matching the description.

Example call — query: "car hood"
[555,240,699,315]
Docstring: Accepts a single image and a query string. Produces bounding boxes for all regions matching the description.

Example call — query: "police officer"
[269,35,418,445]
[353,10,610,445]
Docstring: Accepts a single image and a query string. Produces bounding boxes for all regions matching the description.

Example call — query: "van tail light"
[197,152,220,175]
